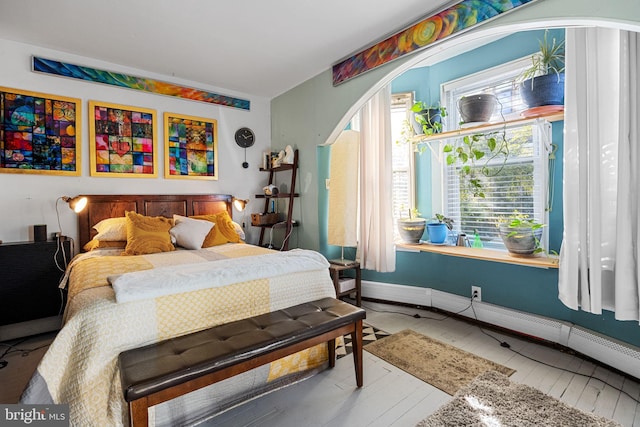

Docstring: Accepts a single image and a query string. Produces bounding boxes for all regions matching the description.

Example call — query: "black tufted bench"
[119,297,366,426]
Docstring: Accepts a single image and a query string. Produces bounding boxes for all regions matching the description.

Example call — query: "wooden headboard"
[77,194,232,250]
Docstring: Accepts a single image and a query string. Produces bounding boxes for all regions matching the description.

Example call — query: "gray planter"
[398,218,426,243]
[458,94,497,123]
[498,223,543,256]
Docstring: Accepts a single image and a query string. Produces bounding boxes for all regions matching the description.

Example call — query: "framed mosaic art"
[0,86,81,175]
[89,100,157,177]
[164,112,218,180]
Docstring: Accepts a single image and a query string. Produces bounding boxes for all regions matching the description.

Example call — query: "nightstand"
[0,240,71,340]
[328,261,361,307]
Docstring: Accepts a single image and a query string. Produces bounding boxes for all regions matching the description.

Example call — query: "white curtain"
[559,27,640,321]
[357,85,396,272]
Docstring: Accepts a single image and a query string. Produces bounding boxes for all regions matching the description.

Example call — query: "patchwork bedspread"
[21,244,336,426]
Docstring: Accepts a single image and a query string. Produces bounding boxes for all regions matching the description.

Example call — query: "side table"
[328,261,361,307]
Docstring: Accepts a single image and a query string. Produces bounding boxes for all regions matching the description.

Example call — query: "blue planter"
[427,223,448,244]
[520,73,565,108]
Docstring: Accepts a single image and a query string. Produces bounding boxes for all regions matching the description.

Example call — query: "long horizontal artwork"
[0,86,81,175]
[33,57,250,111]
[332,0,539,85]
[89,100,157,178]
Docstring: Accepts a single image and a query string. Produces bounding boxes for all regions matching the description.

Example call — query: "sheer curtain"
[357,85,396,272]
[559,27,640,321]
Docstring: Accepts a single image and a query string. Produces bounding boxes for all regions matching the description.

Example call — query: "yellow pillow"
[83,239,127,251]
[123,211,175,255]
[191,211,240,247]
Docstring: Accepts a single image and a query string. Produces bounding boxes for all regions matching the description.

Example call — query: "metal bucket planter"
[498,223,543,256]
[398,218,426,243]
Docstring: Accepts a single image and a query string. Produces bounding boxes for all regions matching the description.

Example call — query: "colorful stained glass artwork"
[33,57,250,111]
[164,113,218,180]
[0,87,81,175]
[332,0,538,85]
[89,101,157,177]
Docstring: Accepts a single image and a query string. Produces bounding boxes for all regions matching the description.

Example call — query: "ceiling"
[0,0,454,99]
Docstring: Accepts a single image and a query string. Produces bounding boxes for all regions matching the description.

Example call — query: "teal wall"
[273,0,640,349]
[316,29,640,348]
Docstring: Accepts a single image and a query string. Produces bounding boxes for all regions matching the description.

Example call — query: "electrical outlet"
[471,285,482,302]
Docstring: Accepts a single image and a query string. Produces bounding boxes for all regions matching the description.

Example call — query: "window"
[391,92,415,239]
[441,58,551,250]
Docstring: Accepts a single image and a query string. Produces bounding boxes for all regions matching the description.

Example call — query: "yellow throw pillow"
[83,239,127,251]
[191,211,240,247]
[123,211,175,256]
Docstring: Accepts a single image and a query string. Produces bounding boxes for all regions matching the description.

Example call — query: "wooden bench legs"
[127,318,364,427]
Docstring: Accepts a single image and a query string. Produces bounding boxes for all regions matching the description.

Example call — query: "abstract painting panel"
[89,101,157,177]
[0,86,81,175]
[164,113,218,180]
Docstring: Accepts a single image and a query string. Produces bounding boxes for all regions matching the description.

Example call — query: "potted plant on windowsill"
[519,30,565,110]
[411,101,447,136]
[398,208,426,243]
[497,213,545,256]
[427,213,453,244]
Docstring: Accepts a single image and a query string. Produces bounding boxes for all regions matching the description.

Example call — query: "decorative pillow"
[232,221,246,241]
[170,215,214,250]
[92,217,127,241]
[191,211,241,247]
[83,239,127,251]
[123,211,175,256]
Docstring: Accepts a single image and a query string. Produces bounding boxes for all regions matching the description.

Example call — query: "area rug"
[336,323,390,359]
[364,329,515,395]
[416,370,621,427]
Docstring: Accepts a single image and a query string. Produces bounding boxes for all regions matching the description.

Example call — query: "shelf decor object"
[164,112,218,180]
[0,86,81,175]
[89,101,157,177]
[32,56,250,111]
[332,0,539,86]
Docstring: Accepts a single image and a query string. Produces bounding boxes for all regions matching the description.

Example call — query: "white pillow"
[170,215,214,250]
[232,221,246,241]
[93,217,127,241]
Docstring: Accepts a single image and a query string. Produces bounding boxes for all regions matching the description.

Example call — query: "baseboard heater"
[362,280,640,380]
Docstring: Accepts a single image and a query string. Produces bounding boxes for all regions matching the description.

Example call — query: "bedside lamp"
[232,197,249,212]
[61,195,88,213]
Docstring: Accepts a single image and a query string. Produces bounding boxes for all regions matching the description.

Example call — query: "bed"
[21,194,336,426]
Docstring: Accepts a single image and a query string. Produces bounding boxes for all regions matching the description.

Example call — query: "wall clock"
[235,127,255,168]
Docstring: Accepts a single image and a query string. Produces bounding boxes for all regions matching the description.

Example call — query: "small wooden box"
[251,213,279,226]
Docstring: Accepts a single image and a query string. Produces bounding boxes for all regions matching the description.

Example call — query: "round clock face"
[234,127,255,148]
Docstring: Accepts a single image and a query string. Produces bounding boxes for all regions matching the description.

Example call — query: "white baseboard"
[362,280,640,379]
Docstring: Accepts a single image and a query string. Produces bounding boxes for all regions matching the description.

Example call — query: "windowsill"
[396,242,559,269]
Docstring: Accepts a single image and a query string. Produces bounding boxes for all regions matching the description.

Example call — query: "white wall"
[0,38,271,247]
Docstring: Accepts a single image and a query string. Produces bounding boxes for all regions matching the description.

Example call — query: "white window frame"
[437,57,551,250]
[391,92,416,239]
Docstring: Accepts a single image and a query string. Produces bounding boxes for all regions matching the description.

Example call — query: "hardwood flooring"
[2,301,639,426]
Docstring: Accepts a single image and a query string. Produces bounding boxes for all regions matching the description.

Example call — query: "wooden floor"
[2,301,640,426]
[205,300,640,427]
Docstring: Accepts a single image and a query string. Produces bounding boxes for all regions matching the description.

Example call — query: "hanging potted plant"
[458,93,498,124]
[397,208,426,243]
[427,213,454,244]
[411,101,447,136]
[443,128,509,198]
[519,30,565,109]
[497,213,545,256]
